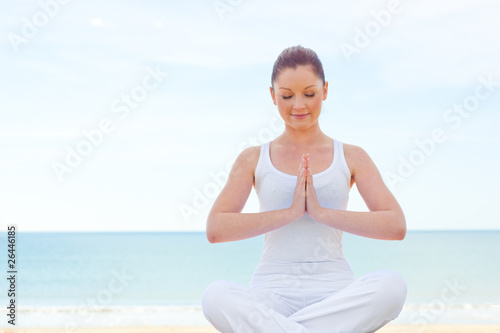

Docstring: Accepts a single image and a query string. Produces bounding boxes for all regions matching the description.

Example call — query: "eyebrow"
[278,85,317,91]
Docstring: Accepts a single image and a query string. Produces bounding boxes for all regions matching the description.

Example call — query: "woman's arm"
[206,146,300,243]
[313,144,406,240]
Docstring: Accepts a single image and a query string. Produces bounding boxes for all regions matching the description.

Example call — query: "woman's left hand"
[303,155,323,221]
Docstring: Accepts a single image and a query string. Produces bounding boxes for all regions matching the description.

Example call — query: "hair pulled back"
[271,45,325,89]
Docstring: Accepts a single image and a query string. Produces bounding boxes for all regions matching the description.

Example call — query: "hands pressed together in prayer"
[290,154,323,221]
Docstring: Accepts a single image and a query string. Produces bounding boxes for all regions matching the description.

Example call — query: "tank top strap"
[254,141,272,194]
[334,139,352,184]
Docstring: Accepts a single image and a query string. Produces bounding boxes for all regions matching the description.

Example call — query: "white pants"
[201,269,407,333]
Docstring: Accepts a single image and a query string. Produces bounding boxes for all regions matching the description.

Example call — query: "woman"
[201,45,407,333]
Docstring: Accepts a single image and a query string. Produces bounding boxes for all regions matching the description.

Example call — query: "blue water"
[1,231,499,326]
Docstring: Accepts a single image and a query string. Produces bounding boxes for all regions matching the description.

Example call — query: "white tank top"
[250,139,355,291]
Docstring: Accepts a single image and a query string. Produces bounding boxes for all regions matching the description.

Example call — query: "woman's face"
[270,65,328,129]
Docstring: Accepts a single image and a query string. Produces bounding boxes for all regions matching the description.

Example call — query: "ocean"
[1,231,499,328]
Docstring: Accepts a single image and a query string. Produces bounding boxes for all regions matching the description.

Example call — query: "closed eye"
[282,94,315,100]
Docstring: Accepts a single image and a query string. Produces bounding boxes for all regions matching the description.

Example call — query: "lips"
[292,113,309,119]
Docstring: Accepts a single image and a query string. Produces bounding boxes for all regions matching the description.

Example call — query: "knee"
[374,270,407,310]
[201,280,241,319]
[202,280,228,312]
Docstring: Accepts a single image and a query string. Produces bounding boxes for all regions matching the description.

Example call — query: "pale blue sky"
[1,0,499,231]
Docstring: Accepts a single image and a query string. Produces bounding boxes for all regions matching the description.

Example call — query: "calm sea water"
[0,231,499,327]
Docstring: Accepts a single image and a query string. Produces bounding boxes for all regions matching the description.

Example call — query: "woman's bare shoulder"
[342,142,367,156]
[341,142,371,178]
[237,145,261,164]
[235,145,262,187]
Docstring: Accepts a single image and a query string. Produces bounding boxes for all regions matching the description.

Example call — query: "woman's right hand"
[289,154,308,221]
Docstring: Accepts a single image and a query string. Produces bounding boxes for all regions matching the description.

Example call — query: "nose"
[293,96,306,112]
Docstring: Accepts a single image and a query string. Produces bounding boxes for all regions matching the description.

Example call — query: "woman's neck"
[277,125,328,148]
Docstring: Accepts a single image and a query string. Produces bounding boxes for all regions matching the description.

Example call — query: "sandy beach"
[3,325,500,333]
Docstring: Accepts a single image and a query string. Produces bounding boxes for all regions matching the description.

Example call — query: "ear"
[322,81,328,101]
[270,86,277,105]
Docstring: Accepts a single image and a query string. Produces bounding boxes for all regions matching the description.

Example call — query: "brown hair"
[271,45,325,89]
